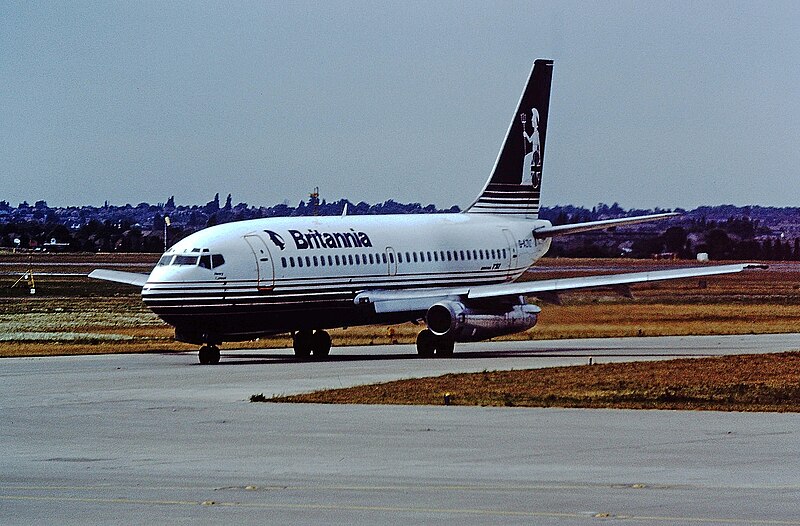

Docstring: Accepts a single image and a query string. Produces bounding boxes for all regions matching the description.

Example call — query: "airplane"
[90,59,762,364]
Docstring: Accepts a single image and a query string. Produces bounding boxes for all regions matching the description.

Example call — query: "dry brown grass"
[270,352,800,412]
[1,254,799,357]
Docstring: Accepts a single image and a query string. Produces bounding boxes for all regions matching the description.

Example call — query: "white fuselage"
[142,213,551,343]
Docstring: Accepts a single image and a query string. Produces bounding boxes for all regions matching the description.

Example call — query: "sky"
[2,1,799,210]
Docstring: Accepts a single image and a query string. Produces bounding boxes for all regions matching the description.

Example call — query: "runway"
[2,334,800,524]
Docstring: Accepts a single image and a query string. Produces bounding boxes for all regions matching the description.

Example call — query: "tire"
[198,346,211,365]
[199,345,220,365]
[311,330,332,358]
[416,329,436,358]
[435,337,455,358]
[209,346,221,364]
[293,331,313,359]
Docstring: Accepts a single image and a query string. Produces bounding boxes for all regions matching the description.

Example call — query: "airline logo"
[285,229,373,250]
[264,230,286,250]
[521,107,542,189]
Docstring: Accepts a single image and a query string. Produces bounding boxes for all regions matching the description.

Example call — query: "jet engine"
[425,301,540,342]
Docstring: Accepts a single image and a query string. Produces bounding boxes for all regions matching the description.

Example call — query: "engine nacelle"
[425,301,540,342]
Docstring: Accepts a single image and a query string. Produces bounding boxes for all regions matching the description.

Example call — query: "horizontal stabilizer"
[533,213,679,238]
[88,269,149,288]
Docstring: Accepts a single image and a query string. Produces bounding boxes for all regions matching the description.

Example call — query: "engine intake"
[426,301,540,342]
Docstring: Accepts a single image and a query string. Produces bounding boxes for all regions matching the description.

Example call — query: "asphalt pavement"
[2,334,799,525]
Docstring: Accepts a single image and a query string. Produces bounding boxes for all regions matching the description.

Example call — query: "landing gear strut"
[416,329,455,358]
[198,345,220,365]
[293,329,332,360]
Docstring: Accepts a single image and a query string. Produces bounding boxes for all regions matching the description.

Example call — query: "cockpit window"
[211,254,225,268]
[198,255,212,269]
[173,255,199,266]
[157,255,173,266]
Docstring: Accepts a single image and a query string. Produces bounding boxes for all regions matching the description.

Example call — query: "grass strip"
[267,352,800,412]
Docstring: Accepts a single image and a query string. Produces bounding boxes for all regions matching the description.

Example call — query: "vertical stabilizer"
[466,59,553,217]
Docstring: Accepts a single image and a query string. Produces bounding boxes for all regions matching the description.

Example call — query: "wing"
[355,263,765,313]
[88,269,149,288]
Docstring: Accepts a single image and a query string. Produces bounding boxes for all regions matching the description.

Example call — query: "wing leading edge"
[88,269,149,288]
[356,263,765,313]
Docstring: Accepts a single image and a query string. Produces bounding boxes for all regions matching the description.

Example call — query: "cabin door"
[502,229,518,278]
[243,234,275,290]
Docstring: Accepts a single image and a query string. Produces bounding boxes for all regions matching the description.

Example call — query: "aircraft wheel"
[311,330,332,359]
[293,330,313,359]
[208,345,220,364]
[435,337,455,358]
[198,345,220,365]
[416,329,436,358]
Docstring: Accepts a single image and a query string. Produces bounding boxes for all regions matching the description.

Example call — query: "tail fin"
[466,59,553,217]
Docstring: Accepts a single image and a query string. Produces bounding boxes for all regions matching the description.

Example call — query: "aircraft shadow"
[176,347,713,366]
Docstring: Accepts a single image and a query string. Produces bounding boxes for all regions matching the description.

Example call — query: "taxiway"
[2,334,799,524]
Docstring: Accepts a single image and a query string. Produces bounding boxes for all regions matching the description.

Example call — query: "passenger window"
[290,257,295,268]
[280,257,287,268]
[368,254,374,265]
[440,251,446,261]
[413,252,418,263]
[502,249,507,259]
[389,253,395,263]
[298,257,304,268]
[398,253,403,263]
[313,256,318,266]
[472,250,478,260]
[382,253,387,264]
[460,250,465,260]
[453,252,459,261]
[348,255,353,265]
[328,255,333,266]
[406,252,411,263]
[355,254,361,265]
[447,251,452,261]
[491,249,496,259]
[335,255,341,265]
[320,256,325,267]
[433,252,439,262]
[465,251,471,261]
[305,256,311,267]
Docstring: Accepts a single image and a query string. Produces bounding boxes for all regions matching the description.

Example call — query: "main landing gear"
[292,329,332,360]
[198,345,220,365]
[416,329,455,358]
